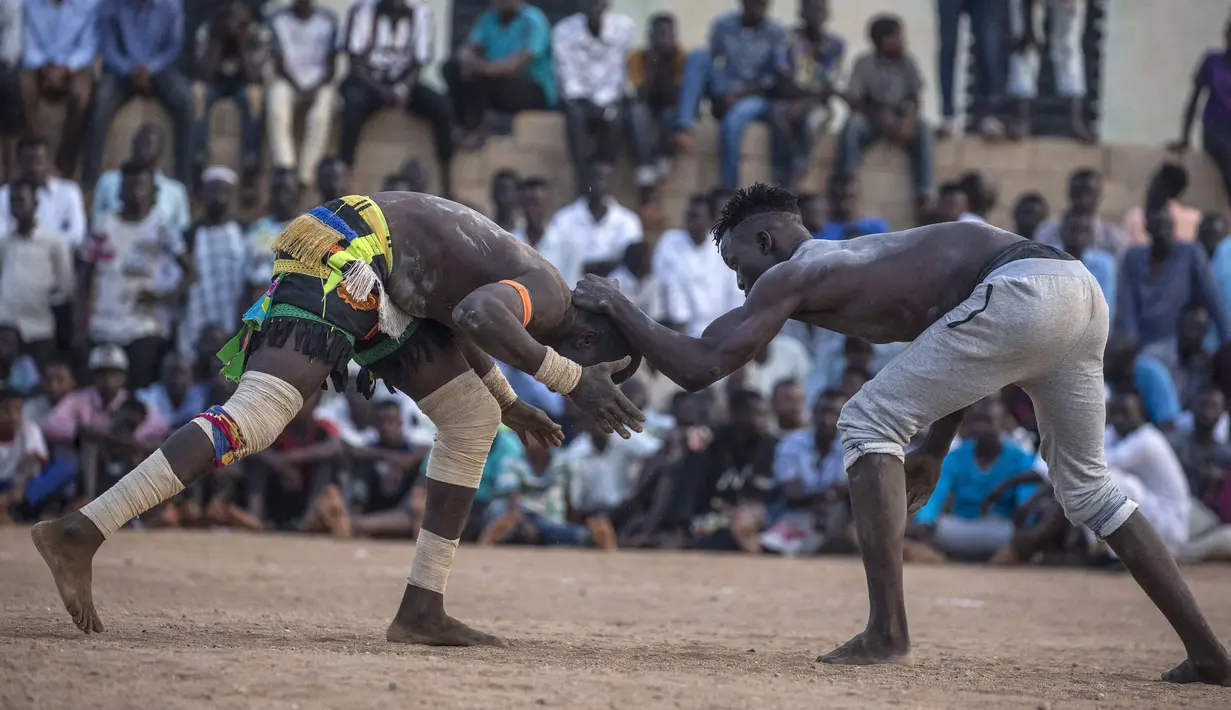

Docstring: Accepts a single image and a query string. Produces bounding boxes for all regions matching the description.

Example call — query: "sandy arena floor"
[2,528,1230,709]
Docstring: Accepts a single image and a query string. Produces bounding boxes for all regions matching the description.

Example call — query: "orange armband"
[499,279,533,327]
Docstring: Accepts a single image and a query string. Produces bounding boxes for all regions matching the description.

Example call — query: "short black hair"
[1150,163,1189,202]
[711,182,801,245]
[1069,167,1101,185]
[0,387,24,406]
[688,192,711,210]
[269,166,297,184]
[492,168,519,185]
[1015,190,1046,207]
[117,398,148,419]
[728,388,764,413]
[120,160,153,180]
[39,355,73,375]
[16,134,48,153]
[519,176,549,191]
[623,240,651,263]
[374,399,403,415]
[938,180,965,198]
[771,377,801,395]
[796,192,822,208]
[868,14,902,46]
[649,12,675,27]
[816,388,847,402]
[574,310,643,384]
[828,172,856,194]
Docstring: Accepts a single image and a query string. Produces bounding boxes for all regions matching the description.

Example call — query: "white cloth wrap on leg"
[208,371,305,454]
[80,450,184,538]
[408,529,461,593]
[419,370,502,489]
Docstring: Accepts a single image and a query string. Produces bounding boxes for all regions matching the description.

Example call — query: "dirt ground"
[2,528,1230,709]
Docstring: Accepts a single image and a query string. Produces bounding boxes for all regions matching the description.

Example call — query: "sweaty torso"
[370,192,567,326]
[788,222,1024,343]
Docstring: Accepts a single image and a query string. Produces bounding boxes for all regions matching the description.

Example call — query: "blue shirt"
[22,0,100,71]
[1079,247,1117,324]
[499,361,563,419]
[707,11,788,98]
[915,440,1037,524]
[1133,354,1181,426]
[97,0,184,75]
[1117,242,1231,347]
[137,382,208,428]
[772,430,845,495]
[815,217,890,241]
[91,169,191,235]
[468,6,555,107]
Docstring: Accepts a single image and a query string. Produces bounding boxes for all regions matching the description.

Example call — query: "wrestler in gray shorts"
[837,245,1138,540]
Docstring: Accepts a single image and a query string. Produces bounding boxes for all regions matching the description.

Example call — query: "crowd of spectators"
[0,0,1230,571]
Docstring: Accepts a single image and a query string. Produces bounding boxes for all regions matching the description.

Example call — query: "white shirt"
[344,0,431,84]
[551,11,636,107]
[652,229,744,337]
[0,178,87,248]
[0,228,75,340]
[609,265,666,321]
[1105,423,1191,549]
[0,419,48,484]
[85,213,185,344]
[562,430,663,512]
[739,334,813,397]
[537,198,642,287]
[269,5,339,89]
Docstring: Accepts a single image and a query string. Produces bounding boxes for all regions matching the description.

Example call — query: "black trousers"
[441,59,548,130]
[1204,125,1231,207]
[338,75,455,168]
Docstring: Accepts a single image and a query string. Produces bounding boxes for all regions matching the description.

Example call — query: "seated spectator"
[344,399,427,539]
[1122,163,1202,247]
[0,388,49,524]
[653,194,742,335]
[193,0,267,196]
[0,180,75,363]
[0,0,16,178]
[929,180,967,224]
[85,0,194,188]
[137,351,207,428]
[1173,307,1214,409]
[610,242,666,322]
[489,168,521,231]
[1013,191,1048,240]
[315,155,348,203]
[536,159,642,287]
[339,0,455,197]
[23,357,74,427]
[1006,0,1091,141]
[1171,18,1231,207]
[178,167,248,355]
[444,0,555,148]
[835,14,931,213]
[1105,390,1191,553]
[246,167,301,291]
[0,135,86,247]
[90,124,192,236]
[81,162,195,388]
[625,13,684,200]
[266,0,339,189]
[958,170,996,223]
[1104,336,1181,429]
[78,397,155,507]
[770,377,806,434]
[0,325,37,396]
[1056,211,1116,319]
[1035,168,1127,256]
[1169,387,1231,499]
[913,397,1038,562]
[838,365,868,398]
[1198,212,1227,259]
[806,334,875,403]
[512,176,549,248]
[1117,207,1231,360]
[815,174,889,240]
[552,0,635,192]
[773,0,843,189]
[19,0,99,177]
[737,334,812,398]
[560,397,663,522]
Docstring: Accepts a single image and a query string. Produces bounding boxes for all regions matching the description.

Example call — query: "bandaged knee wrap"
[191,371,304,466]
[80,450,184,538]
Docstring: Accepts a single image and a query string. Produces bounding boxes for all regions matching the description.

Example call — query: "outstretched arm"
[573,265,807,392]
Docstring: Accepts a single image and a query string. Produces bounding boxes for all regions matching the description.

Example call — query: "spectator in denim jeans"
[834,15,931,212]
[84,0,195,188]
[936,0,1002,139]
[1007,0,1091,142]
[0,0,18,180]
[625,13,684,202]
[772,0,843,189]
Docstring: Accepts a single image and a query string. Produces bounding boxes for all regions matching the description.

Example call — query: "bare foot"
[31,513,106,634]
[1163,656,1231,686]
[818,632,913,666]
[385,613,506,647]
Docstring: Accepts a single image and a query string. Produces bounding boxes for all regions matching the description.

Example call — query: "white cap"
[201,165,239,186]
[88,344,129,371]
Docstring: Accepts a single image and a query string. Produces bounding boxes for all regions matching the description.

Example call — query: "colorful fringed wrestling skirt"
[218,195,451,397]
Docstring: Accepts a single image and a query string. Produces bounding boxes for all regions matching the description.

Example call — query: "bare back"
[788,222,1023,343]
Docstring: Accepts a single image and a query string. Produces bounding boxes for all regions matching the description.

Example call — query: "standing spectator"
[815,174,889,240]
[1122,164,1202,247]
[625,13,684,200]
[773,0,844,189]
[1170,18,1231,206]
[80,162,194,388]
[246,167,300,290]
[512,176,549,248]
[0,0,17,179]
[19,0,99,178]
[536,159,641,288]
[0,325,38,394]
[653,194,743,336]
[936,0,1002,139]
[0,135,86,247]
[444,0,554,149]
[0,180,73,362]
[1012,191,1048,240]
[1056,212,1116,319]
[84,0,195,188]
[178,167,248,355]
[769,377,806,434]
[137,351,207,428]
[489,168,520,232]
[266,0,339,189]
[315,155,348,203]
[193,0,267,195]
[1007,0,1091,141]
[1117,207,1231,358]
[339,0,455,197]
[91,124,192,236]
[0,388,48,524]
[958,171,996,223]
[835,15,932,213]
[1034,169,1125,255]
[552,0,636,192]
[930,180,967,223]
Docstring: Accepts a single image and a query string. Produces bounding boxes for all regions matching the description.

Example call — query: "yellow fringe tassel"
[272,214,341,266]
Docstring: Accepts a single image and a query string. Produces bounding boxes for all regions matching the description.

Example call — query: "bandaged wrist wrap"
[481,366,518,410]
[80,450,184,538]
[192,371,304,466]
[534,347,582,395]
[408,529,460,594]
[419,371,502,489]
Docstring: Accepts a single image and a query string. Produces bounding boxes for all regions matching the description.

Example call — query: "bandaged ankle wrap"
[534,347,582,395]
[408,529,460,593]
[481,365,518,410]
[419,371,502,489]
[192,371,304,466]
[80,450,184,538]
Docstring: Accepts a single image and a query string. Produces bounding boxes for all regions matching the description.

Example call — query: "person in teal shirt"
[444,0,556,146]
[913,397,1037,561]
[420,423,526,540]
